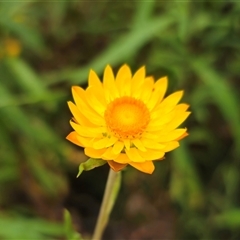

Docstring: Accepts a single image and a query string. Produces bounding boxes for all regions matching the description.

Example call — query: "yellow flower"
[67,64,190,174]
[0,38,21,59]
[4,38,21,57]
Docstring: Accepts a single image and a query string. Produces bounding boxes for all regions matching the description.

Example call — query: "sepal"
[77,158,106,177]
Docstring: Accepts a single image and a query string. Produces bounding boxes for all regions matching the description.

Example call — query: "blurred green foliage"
[0,1,240,239]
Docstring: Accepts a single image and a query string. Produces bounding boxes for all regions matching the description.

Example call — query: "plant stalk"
[91,168,121,240]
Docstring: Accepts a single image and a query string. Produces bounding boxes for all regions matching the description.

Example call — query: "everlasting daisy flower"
[67,64,190,174]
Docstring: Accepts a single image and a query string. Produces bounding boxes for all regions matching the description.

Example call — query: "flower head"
[67,64,190,174]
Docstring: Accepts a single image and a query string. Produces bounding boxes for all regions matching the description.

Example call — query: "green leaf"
[213,209,240,229]
[4,58,48,96]
[64,209,83,240]
[0,214,64,240]
[170,141,204,210]
[43,15,174,85]
[0,2,46,55]
[132,1,155,29]
[77,158,106,177]
[192,60,240,156]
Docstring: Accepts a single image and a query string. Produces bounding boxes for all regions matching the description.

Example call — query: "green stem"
[91,169,121,240]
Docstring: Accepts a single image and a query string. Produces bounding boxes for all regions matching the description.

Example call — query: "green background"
[0,1,240,239]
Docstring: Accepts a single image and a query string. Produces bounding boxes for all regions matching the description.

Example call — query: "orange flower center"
[104,96,150,139]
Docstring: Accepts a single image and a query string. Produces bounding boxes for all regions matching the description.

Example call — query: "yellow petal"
[85,87,106,115]
[66,131,83,147]
[164,111,191,132]
[158,90,184,110]
[142,132,159,140]
[157,128,187,142]
[71,86,105,125]
[93,138,111,149]
[146,76,168,110]
[87,85,106,106]
[139,149,165,160]
[103,65,119,101]
[126,148,145,162]
[77,135,95,148]
[151,93,186,122]
[123,139,130,150]
[129,161,155,174]
[106,135,119,147]
[93,135,118,149]
[68,101,96,127]
[140,77,154,103]
[132,139,146,151]
[174,103,190,112]
[115,64,132,96]
[162,141,179,152]
[116,64,132,83]
[102,147,118,160]
[88,69,102,88]
[108,161,127,172]
[112,141,124,155]
[147,110,176,131]
[114,153,131,163]
[131,66,145,97]
[84,147,106,158]
[141,138,165,150]
[176,132,188,140]
[71,86,87,112]
[70,121,104,138]
[151,104,175,120]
